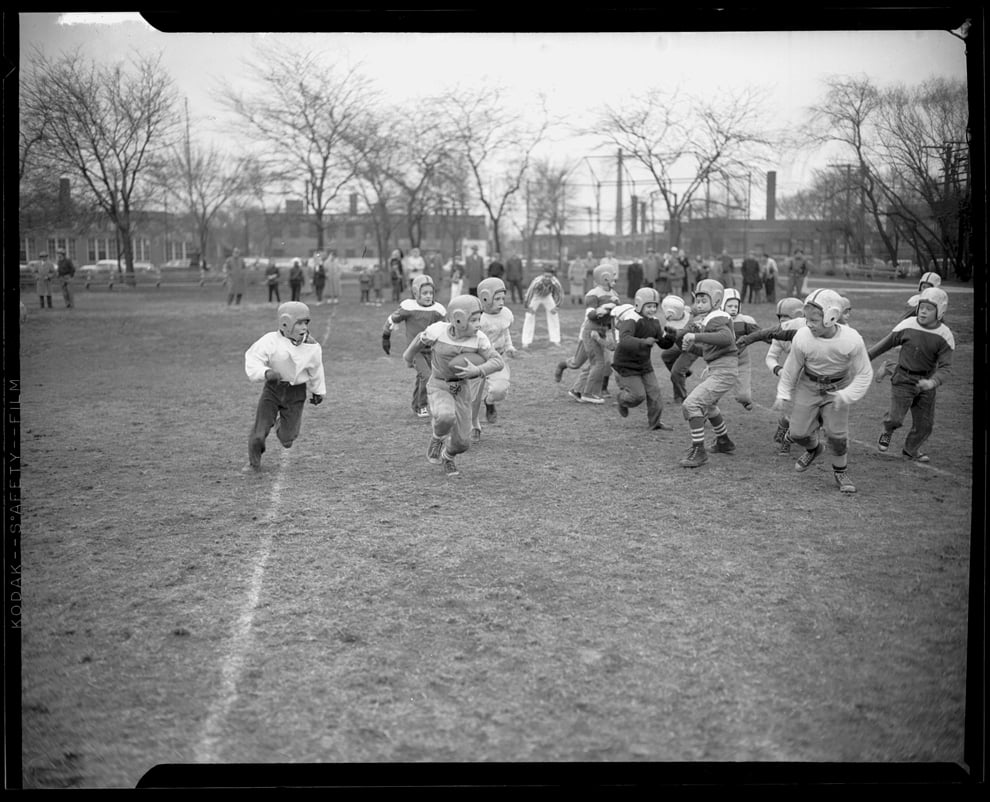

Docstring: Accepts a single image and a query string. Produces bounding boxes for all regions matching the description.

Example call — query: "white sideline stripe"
[321,305,334,348]
[194,450,287,763]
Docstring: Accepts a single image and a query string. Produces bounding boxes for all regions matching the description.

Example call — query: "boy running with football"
[403,295,504,478]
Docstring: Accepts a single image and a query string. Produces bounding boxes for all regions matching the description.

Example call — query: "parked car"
[79,259,161,288]
[160,258,196,271]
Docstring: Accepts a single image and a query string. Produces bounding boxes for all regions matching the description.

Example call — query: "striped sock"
[711,421,728,438]
[690,426,705,445]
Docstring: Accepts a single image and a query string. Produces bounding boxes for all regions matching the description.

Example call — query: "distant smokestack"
[766,171,777,221]
[349,193,358,215]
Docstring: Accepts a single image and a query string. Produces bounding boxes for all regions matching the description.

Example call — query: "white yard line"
[194,449,288,764]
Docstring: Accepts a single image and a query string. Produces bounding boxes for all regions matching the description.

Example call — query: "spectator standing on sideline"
[265,259,281,304]
[763,252,779,304]
[311,252,326,305]
[372,262,386,306]
[567,252,589,305]
[787,249,811,297]
[741,250,762,304]
[626,256,643,299]
[464,244,486,296]
[224,247,247,307]
[425,250,444,293]
[504,251,525,304]
[288,258,305,302]
[447,257,465,301]
[404,247,426,288]
[487,252,505,280]
[389,249,405,301]
[325,251,342,304]
[719,249,735,290]
[643,246,661,291]
[35,252,56,309]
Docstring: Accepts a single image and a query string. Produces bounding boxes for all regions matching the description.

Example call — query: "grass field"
[14,276,977,787]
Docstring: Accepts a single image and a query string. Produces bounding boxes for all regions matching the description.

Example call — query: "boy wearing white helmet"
[763,298,808,454]
[242,302,326,473]
[898,271,943,321]
[867,287,954,463]
[720,288,761,411]
[555,263,620,402]
[677,279,739,467]
[382,274,447,418]
[657,294,698,405]
[772,289,873,493]
[469,277,518,439]
[611,287,677,430]
[403,294,504,478]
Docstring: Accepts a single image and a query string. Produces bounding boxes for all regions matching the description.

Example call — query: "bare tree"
[151,107,254,268]
[586,86,779,248]
[526,158,579,268]
[216,46,374,252]
[438,86,549,255]
[875,78,970,279]
[348,111,406,265]
[21,47,178,276]
[805,74,970,279]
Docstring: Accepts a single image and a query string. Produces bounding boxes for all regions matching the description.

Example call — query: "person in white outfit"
[521,263,563,348]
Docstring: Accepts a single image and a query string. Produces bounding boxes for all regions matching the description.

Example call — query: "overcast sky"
[18,12,970,226]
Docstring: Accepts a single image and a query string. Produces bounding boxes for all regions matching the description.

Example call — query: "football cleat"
[680,443,708,468]
[877,431,892,452]
[833,470,857,493]
[427,437,443,464]
[795,442,824,472]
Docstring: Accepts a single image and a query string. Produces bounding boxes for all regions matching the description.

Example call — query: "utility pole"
[615,149,623,237]
[830,163,856,265]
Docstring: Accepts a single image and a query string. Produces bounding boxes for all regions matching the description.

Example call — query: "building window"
[86,237,117,262]
[131,238,151,261]
[20,237,35,262]
[289,220,301,238]
[345,248,356,258]
[469,225,480,240]
[344,223,355,239]
[49,237,76,261]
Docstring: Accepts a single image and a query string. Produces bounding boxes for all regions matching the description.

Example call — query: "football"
[449,351,486,376]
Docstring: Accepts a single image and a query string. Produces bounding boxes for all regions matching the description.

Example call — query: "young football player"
[521,262,564,349]
[243,302,325,474]
[772,289,873,493]
[612,287,676,430]
[868,287,954,463]
[899,271,943,321]
[403,295,504,478]
[470,277,518,441]
[382,274,447,418]
[570,264,621,404]
[720,288,761,410]
[677,279,739,468]
[657,294,697,406]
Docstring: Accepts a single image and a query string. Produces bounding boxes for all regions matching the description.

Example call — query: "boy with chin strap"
[243,302,326,474]
[772,289,873,493]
